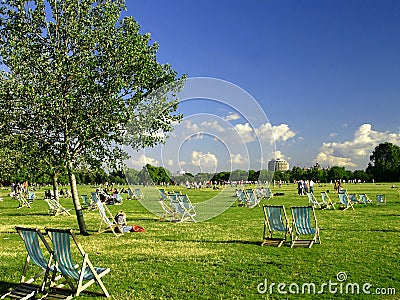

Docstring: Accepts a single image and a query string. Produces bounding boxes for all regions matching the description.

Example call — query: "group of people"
[96,188,123,205]
[297,179,315,196]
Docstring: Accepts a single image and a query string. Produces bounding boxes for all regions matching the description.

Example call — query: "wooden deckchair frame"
[262,205,291,247]
[290,206,321,248]
[45,228,111,298]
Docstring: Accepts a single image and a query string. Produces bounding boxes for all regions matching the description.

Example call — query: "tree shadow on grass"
[0,281,18,295]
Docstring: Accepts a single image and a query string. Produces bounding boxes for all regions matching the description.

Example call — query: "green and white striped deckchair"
[1,227,56,300]
[290,206,320,248]
[348,193,359,205]
[135,188,144,199]
[45,228,111,298]
[177,194,196,222]
[338,193,354,210]
[92,193,123,237]
[16,193,31,209]
[262,205,291,247]
[306,192,323,209]
[376,194,386,205]
[246,189,260,208]
[358,194,372,204]
[321,192,336,210]
[45,198,72,216]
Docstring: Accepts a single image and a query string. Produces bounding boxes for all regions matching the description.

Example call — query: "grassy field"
[0,182,399,299]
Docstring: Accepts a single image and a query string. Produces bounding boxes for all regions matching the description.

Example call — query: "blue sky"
[124,1,400,173]
[126,0,400,171]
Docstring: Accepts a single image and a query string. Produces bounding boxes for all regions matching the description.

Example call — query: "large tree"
[0,0,184,234]
[367,142,400,182]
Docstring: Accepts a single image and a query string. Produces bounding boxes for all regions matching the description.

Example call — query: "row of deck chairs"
[2,227,110,300]
[159,190,196,222]
[262,205,321,248]
[236,187,273,208]
[127,188,144,200]
[307,190,385,211]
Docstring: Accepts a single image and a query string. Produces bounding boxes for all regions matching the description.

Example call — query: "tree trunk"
[52,171,59,201]
[67,163,88,235]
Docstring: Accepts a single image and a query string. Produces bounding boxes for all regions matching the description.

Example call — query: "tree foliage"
[367,142,400,182]
[0,0,184,233]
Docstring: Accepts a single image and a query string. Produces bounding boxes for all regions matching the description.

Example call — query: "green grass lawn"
[0,182,399,299]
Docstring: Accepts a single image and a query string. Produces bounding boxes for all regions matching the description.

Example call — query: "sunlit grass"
[0,182,399,299]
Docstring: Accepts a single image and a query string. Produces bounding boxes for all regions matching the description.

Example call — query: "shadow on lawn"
[0,281,18,295]
[163,238,262,246]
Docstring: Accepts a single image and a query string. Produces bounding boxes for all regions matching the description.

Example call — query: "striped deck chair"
[159,196,176,221]
[127,188,135,199]
[376,194,386,205]
[348,193,359,205]
[254,188,266,200]
[1,227,56,299]
[178,194,196,222]
[358,194,372,204]
[92,193,123,237]
[321,192,335,210]
[264,187,273,199]
[45,228,110,298]
[245,189,260,208]
[27,192,35,202]
[159,189,168,200]
[338,193,354,210]
[81,194,96,210]
[306,193,323,209]
[45,198,72,216]
[169,194,190,223]
[237,190,249,207]
[262,205,291,247]
[16,193,31,209]
[135,189,144,200]
[290,206,321,248]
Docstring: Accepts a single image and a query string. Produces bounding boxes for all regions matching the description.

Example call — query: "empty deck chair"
[81,194,96,210]
[246,189,260,208]
[348,193,359,205]
[158,189,170,203]
[159,196,176,221]
[264,187,273,199]
[178,194,196,222]
[16,193,31,209]
[127,188,135,199]
[27,192,35,202]
[290,206,321,248]
[306,193,323,209]
[321,192,335,210]
[376,194,386,205]
[134,188,144,200]
[92,193,123,236]
[1,227,56,300]
[45,198,72,216]
[262,205,291,247]
[358,194,372,204]
[45,228,110,298]
[237,190,249,207]
[338,193,354,210]
[254,188,266,200]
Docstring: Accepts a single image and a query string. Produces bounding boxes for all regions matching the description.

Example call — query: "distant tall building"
[268,158,289,172]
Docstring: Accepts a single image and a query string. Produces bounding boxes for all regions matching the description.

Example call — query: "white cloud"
[191,151,218,172]
[200,120,225,132]
[183,120,199,131]
[234,123,256,143]
[272,124,296,142]
[230,153,248,165]
[315,123,400,168]
[167,159,174,167]
[224,112,241,121]
[129,154,159,169]
[273,150,286,160]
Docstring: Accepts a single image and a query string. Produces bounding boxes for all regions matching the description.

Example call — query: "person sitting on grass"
[114,210,145,233]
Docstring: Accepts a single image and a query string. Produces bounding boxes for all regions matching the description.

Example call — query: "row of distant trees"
[2,142,399,187]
